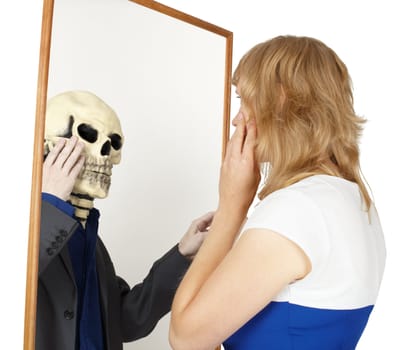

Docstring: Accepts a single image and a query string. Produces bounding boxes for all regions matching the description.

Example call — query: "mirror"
[24,0,232,349]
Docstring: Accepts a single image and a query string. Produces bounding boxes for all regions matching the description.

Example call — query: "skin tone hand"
[178,212,214,259]
[42,136,85,200]
[218,111,261,214]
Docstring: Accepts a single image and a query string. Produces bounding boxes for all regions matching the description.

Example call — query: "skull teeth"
[79,170,111,187]
[83,157,113,176]
[78,156,113,190]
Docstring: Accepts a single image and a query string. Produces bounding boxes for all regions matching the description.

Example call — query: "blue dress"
[223,302,373,349]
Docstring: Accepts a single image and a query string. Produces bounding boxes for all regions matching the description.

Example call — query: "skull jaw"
[74,172,111,199]
[69,165,112,224]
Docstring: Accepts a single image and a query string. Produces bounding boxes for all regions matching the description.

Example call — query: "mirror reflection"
[30,0,232,349]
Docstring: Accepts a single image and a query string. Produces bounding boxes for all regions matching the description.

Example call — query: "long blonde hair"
[233,35,371,210]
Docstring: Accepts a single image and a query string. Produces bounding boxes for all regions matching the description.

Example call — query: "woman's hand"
[218,112,260,214]
[42,136,85,200]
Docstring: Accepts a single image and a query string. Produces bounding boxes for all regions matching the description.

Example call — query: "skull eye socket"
[109,133,122,150]
[78,123,98,143]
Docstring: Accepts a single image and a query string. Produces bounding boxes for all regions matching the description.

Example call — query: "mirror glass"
[28,0,232,349]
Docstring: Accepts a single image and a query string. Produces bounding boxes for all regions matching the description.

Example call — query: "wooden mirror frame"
[23,0,233,349]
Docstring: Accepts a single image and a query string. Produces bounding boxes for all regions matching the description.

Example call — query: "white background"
[1,0,412,349]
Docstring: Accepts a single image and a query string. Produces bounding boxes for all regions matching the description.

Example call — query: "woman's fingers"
[243,118,257,160]
[226,113,247,157]
[226,113,257,162]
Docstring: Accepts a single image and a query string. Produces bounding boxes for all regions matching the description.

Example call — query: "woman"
[169,35,386,350]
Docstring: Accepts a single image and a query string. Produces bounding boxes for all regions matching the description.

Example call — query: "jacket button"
[46,248,55,256]
[64,310,74,320]
[59,229,68,237]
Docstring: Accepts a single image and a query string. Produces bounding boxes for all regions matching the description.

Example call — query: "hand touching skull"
[44,90,124,199]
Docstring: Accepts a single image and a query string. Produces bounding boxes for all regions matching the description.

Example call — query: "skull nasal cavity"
[101,140,111,156]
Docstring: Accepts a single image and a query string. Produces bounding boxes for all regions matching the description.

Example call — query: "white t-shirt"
[242,174,386,310]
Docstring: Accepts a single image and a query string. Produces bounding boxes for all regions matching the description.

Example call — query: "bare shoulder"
[235,228,311,282]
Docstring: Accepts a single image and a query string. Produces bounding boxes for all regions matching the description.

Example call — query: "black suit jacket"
[36,201,190,350]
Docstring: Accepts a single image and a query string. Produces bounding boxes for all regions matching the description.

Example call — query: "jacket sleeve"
[38,200,79,275]
[98,241,191,342]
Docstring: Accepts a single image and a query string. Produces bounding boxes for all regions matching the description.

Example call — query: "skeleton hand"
[178,211,214,260]
[42,136,85,201]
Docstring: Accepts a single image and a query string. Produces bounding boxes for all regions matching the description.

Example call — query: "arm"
[39,199,78,275]
[169,114,311,350]
[101,215,212,342]
[115,244,191,341]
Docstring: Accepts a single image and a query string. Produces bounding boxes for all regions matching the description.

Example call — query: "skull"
[44,90,124,199]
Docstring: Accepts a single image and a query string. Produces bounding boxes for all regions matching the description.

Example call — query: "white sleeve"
[242,188,330,271]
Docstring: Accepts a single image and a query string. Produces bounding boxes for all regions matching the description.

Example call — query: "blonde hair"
[233,35,371,210]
